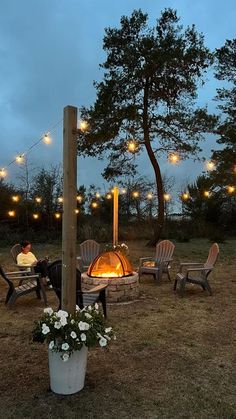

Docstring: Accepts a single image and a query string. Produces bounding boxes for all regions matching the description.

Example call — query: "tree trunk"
[143,78,165,246]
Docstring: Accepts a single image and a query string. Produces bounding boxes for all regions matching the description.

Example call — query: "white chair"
[139,240,175,284]
[77,240,100,272]
[174,243,219,297]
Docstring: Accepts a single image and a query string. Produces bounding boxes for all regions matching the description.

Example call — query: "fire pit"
[82,251,139,303]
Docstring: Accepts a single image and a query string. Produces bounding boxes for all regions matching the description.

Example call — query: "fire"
[88,251,133,279]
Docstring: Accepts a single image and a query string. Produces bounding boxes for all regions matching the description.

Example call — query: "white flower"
[42,323,50,335]
[79,321,90,331]
[85,313,92,319]
[54,321,61,329]
[49,341,54,350]
[99,337,107,347]
[71,319,75,324]
[105,327,112,333]
[60,316,67,326]
[104,334,111,341]
[95,303,99,310]
[80,333,86,342]
[44,307,53,315]
[88,305,92,311]
[61,343,69,351]
[57,310,68,318]
[70,331,77,339]
[62,353,69,362]
[97,332,102,338]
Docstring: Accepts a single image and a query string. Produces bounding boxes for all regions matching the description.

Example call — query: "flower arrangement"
[105,242,129,255]
[32,304,115,362]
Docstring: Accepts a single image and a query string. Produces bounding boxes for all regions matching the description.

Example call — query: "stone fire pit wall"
[82,272,139,303]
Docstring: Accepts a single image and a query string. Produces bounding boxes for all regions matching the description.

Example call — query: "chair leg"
[179,278,186,297]
[204,279,212,296]
[173,279,178,291]
[39,278,48,306]
[167,270,171,282]
[5,288,13,304]
[7,292,17,307]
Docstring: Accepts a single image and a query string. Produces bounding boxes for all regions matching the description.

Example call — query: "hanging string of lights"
[0,118,63,178]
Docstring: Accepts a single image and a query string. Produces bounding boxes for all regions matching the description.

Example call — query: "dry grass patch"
[0,239,235,419]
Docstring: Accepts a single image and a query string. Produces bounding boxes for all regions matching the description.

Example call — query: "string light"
[58,197,63,203]
[91,202,98,208]
[75,209,79,214]
[203,191,210,198]
[132,191,139,198]
[8,210,16,217]
[95,192,101,198]
[12,195,20,202]
[147,193,153,200]
[32,213,39,220]
[79,120,89,132]
[106,193,112,200]
[181,192,190,201]
[0,168,7,178]
[168,153,180,164]
[164,193,171,201]
[206,161,215,171]
[227,186,235,194]
[127,140,138,153]
[77,195,83,203]
[43,133,52,144]
[15,154,25,164]
[55,213,61,219]
[35,197,42,204]
[121,188,127,194]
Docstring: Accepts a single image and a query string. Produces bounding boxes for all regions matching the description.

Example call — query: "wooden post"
[113,187,119,247]
[62,106,78,313]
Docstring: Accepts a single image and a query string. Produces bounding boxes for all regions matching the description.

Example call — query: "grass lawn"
[0,239,235,419]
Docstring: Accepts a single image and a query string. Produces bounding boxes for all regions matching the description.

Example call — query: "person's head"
[21,240,32,253]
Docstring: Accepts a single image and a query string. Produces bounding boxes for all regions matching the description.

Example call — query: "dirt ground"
[0,239,235,419]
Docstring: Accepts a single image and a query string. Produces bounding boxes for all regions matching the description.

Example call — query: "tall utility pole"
[62,106,78,313]
[113,186,119,247]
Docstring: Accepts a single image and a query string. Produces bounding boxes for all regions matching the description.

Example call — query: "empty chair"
[77,240,100,272]
[139,240,175,283]
[47,260,107,317]
[174,243,219,297]
[0,265,47,307]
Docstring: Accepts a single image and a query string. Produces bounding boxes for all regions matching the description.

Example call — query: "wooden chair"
[174,243,219,297]
[139,240,175,284]
[77,240,100,272]
[47,260,107,317]
[0,265,47,307]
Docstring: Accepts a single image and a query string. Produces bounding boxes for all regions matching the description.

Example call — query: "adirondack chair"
[47,260,107,317]
[174,243,219,297]
[77,240,100,272]
[0,265,47,307]
[139,240,175,284]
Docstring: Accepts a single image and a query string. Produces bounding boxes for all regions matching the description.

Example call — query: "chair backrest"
[47,260,82,301]
[155,240,175,261]
[80,240,100,266]
[204,243,219,269]
[10,244,22,264]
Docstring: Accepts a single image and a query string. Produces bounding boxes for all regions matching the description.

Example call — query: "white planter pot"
[48,345,88,395]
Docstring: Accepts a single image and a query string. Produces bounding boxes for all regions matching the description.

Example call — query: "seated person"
[17,240,49,285]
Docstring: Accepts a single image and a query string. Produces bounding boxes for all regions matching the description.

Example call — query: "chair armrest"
[87,284,108,293]
[6,274,40,280]
[180,262,203,273]
[76,257,85,272]
[139,257,153,262]
[6,270,32,275]
[187,266,213,273]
